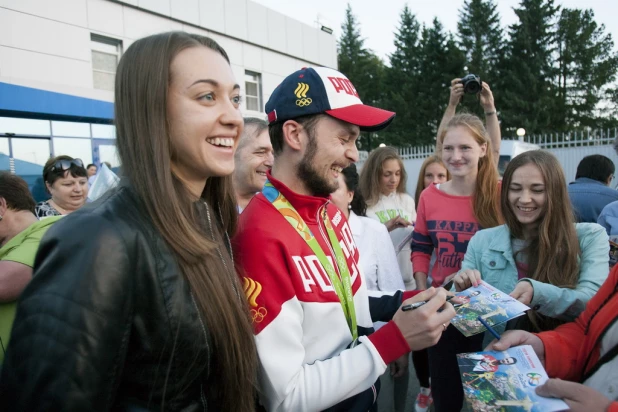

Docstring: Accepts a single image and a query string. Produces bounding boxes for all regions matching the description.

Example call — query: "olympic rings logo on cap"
[296,98,313,107]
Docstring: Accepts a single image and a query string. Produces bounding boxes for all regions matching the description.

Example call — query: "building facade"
[0,0,337,198]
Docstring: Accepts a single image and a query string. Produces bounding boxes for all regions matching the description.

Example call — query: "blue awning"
[0,82,113,123]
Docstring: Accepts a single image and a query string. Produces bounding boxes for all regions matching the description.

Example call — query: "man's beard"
[297,131,338,197]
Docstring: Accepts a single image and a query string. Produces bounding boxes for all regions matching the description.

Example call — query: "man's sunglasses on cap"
[51,158,84,172]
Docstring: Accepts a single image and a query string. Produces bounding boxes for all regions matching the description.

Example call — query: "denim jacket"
[461,223,610,322]
[568,177,618,223]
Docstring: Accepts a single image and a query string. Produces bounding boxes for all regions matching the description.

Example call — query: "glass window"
[91,34,122,92]
[53,138,93,166]
[0,137,10,173]
[92,50,118,72]
[51,121,91,137]
[0,117,50,136]
[10,137,50,177]
[91,124,116,139]
[0,137,9,156]
[245,71,263,112]
[8,138,50,203]
[99,144,120,168]
[93,66,116,91]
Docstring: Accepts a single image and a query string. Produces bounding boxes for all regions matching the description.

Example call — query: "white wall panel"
[198,0,225,33]
[230,63,245,93]
[302,24,319,64]
[318,30,337,69]
[87,0,125,37]
[243,43,262,71]
[171,0,199,25]
[208,32,243,65]
[123,6,182,39]
[0,0,88,26]
[224,0,248,40]
[261,72,283,108]
[0,46,92,89]
[0,9,90,61]
[246,1,268,47]
[181,24,211,37]
[266,9,286,52]
[262,49,296,77]
[284,16,303,58]
[138,0,171,16]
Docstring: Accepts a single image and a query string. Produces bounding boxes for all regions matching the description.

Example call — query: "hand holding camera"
[448,75,496,114]
[460,74,482,94]
[448,78,465,107]
[479,81,496,114]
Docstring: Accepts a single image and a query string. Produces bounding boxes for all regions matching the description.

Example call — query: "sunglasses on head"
[51,158,84,173]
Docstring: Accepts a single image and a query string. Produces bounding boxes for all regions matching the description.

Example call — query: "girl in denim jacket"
[454,150,609,332]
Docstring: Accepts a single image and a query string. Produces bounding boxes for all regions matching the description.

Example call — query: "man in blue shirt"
[568,154,618,223]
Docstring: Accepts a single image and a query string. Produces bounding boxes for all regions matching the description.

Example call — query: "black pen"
[402,295,455,311]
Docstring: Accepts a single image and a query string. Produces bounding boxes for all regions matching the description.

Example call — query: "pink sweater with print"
[411,184,481,287]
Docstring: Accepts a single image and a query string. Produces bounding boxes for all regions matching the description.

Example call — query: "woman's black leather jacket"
[0,185,216,411]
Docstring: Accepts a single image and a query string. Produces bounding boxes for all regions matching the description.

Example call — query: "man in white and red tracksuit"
[233,66,457,412]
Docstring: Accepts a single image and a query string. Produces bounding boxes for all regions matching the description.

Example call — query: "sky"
[253,0,618,63]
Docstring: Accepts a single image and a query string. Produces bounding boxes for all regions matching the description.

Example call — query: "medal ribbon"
[263,180,358,339]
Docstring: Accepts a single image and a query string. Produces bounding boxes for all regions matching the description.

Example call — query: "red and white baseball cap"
[265,67,396,132]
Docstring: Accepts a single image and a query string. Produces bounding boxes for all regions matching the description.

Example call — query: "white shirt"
[366,192,416,289]
[349,211,404,292]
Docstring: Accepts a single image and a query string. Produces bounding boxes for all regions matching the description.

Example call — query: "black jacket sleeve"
[368,290,404,323]
[0,212,134,411]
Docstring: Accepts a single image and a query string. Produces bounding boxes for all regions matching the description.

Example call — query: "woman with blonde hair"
[414,155,449,208]
[411,113,502,411]
[360,147,416,290]
[1,31,257,410]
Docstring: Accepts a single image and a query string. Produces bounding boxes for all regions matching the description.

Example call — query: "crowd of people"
[0,30,617,412]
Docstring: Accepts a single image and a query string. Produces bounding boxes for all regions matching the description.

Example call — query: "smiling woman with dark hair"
[35,155,88,218]
[0,32,257,410]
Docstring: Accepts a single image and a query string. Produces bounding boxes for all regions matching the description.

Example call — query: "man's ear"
[0,197,7,217]
[282,120,304,152]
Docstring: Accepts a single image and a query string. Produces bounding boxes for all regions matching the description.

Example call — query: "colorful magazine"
[451,281,530,337]
[457,345,568,412]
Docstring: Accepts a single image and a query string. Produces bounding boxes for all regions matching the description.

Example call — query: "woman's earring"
[348,204,352,210]
[0,215,3,221]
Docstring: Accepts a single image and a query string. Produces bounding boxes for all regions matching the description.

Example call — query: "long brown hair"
[114,32,256,410]
[438,114,502,229]
[414,155,450,209]
[501,150,580,331]
[359,147,407,207]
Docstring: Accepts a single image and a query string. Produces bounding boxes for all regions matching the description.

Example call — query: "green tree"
[498,0,560,135]
[555,8,618,130]
[456,0,504,77]
[383,5,423,146]
[417,19,465,144]
[456,0,504,116]
[337,3,386,149]
[601,87,618,129]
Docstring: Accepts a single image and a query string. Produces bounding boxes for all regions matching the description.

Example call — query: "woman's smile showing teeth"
[206,137,234,147]
[517,206,537,212]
